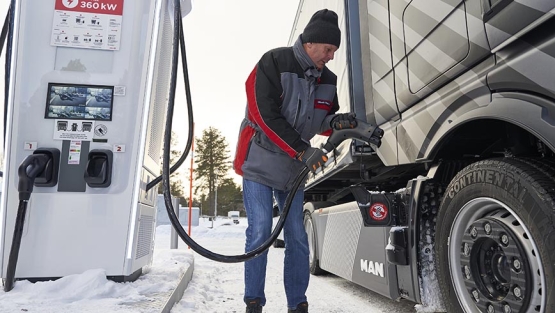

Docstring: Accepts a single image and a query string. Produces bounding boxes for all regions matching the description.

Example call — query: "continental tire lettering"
[448,169,527,204]
[486,170,493,184]
[505,176,514,191]
[477,170,485,183]
[494,173,504,187]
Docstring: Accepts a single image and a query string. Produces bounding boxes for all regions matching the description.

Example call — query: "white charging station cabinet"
[0,0,176,281]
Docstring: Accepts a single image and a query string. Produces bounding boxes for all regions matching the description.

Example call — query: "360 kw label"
[80,1,118,11]
[56,0,124,16]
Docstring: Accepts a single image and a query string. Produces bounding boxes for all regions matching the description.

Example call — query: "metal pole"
[170,196,179,249]
[187,124,194,249]
[214,176,217,219]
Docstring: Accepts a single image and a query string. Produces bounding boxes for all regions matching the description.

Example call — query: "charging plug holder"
[33,148,60,187]
[84,149,113,188]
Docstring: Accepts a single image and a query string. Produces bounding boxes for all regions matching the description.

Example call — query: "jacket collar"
[293,35,321,79]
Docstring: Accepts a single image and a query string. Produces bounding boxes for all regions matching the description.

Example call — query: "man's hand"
[298,147,328,173]
[330,113,357,130]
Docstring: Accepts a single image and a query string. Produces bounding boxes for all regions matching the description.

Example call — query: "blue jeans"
[243,178,309,309]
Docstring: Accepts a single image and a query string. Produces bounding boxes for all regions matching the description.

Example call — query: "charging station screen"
[45,83,113,121]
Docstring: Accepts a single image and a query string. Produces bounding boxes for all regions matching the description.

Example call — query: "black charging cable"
[0,10,9,57]
[4,154,51,292]
[155,1,309,263]
[2,2,14,178]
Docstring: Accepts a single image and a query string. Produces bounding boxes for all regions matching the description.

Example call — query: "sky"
[0,217,425,312]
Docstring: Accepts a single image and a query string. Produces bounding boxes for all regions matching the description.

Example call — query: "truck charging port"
[350,185,402,226]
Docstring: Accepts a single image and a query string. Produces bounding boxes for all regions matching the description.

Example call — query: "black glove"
[330,113,357,130]
[298,147,328,174]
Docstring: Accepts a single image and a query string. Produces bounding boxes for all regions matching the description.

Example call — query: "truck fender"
[423,92,555,161]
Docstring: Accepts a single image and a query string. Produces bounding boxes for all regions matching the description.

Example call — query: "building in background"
[156,195,199,227]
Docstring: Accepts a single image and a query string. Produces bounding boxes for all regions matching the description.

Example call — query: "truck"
[292,1,555,312]
[228,211,240,224]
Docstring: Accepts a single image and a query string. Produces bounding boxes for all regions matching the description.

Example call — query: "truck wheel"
[436,158,555,313]
[304,210,325,275]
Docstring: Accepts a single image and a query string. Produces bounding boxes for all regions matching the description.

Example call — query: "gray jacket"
[233,36,340,191]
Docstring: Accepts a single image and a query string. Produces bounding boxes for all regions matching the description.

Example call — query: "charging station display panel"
[45,83,113,121]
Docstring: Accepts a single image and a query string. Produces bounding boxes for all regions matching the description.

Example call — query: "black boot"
[245,298,263,313]
[288,301,308,313]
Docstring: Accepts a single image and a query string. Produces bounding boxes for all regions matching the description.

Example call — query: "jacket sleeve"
[318,92,340,136]
[246,51,309,157]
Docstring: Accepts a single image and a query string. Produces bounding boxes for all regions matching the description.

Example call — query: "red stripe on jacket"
[245,66,297,158]
[233,124,256,176]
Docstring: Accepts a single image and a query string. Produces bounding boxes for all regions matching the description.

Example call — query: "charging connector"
[17,154,51,201]
[4,152,56,291]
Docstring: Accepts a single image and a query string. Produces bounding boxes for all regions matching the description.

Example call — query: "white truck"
[228,211,240,225]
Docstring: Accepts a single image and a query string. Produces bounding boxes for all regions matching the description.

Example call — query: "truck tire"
[304,210,325,275]
[436,158,555,313]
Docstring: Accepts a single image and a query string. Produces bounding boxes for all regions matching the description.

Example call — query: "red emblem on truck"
[369,203,388,221]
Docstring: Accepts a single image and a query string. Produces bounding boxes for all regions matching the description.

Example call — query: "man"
[233,9,356,313]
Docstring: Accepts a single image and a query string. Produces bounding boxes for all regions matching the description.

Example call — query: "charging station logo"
[62,0,79,9]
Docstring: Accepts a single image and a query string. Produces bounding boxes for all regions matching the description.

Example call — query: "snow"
[0,217,421,312]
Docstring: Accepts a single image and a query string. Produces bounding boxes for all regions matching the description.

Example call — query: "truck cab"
[228,211,240,225]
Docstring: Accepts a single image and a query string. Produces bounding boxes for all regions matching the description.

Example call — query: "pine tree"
[194,127,242,217]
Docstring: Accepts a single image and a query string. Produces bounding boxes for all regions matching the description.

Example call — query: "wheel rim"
[304,216,316,266]
[448,197,545,313]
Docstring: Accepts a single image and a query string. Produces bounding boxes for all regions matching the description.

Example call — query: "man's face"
[304,43,339,70]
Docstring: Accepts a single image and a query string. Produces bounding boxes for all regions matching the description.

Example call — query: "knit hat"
[301,9,341,48]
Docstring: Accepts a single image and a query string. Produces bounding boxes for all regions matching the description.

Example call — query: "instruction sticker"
[68,140,82,165]
[51,0,125,51]
[54,119,95,141]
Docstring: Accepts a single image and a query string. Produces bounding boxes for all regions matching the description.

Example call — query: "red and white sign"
[51,0,125,50]
[55,0,124,16]
[369,203,388,221]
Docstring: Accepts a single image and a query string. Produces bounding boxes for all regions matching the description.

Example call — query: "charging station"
[0,0,175,282]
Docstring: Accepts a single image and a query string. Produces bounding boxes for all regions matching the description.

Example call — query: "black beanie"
[301,9,341,48]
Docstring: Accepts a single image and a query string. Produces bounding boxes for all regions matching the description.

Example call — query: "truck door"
[389,0,490,111]
[365,0,400,165]
[483,0,555,50]
[389,0,491,163]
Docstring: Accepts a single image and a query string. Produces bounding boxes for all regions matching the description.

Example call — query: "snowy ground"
[169,218,418,313]
[0,217,420,312]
